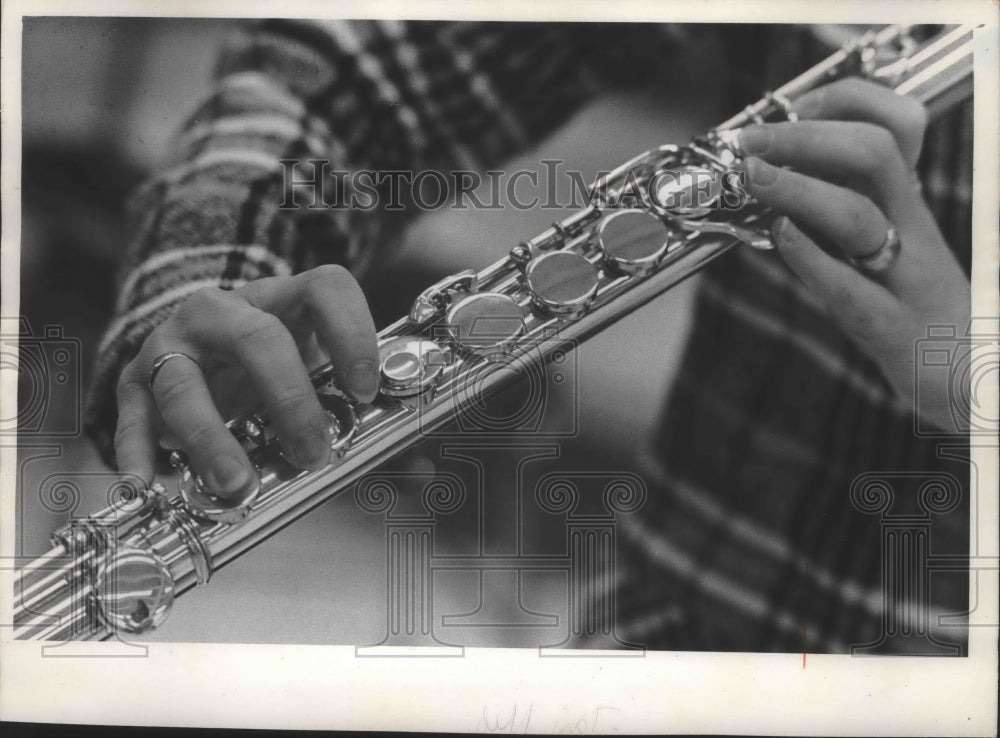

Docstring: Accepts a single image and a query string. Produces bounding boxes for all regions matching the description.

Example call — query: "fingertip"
[735,124,773,156]
[345,358,380,404]
[770,215,805,250]
[384,450,435,476]
[790,91,821,120]
[286,418,333,471]
[119,458,155,489]
[204,453,258,499]
[790,83,830,120]
[115,431,157,489]
[136,463,156,488]
[403,453,436,476]
[743,156,779,189]
[390,452,437,496]
[769,216,823,281]
[770,215,790,246]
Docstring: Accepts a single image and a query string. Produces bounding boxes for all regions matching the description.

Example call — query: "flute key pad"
[175,454,262,525]
[524,250,600,318]
[94,546,175,634]
[378,336,451,398]
[315,386,358,458]
[596,209,671,276]
[445,292,526,359]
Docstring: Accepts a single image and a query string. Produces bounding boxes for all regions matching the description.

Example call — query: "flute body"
[12,24,976,641]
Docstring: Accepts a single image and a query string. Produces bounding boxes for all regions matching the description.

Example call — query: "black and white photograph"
[2,0,997,733]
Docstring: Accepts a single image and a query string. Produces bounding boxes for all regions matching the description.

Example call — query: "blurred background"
[15,18,809,645]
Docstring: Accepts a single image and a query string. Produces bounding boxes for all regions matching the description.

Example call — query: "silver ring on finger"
[148,351,199,390]
[849,226,901,277]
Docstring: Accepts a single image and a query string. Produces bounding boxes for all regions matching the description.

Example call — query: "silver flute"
[13,24,975,640]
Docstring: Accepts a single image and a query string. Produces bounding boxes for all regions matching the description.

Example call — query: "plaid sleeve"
[83,19,636,466]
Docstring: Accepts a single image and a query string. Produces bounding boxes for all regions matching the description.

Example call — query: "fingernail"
[793,92,820,118]
[738,125,773,156]
[346,359,378,402]
[746,157,778,187]
[293,423,331,470]
[206,454,254,497]
[770,216,789,245]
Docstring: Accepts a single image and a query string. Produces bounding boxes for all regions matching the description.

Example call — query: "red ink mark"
[801,625,807,668]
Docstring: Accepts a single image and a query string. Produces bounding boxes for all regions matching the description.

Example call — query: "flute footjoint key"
[12,23,976,640]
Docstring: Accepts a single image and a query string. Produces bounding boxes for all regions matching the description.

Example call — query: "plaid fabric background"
[83,21,973,653]
[613,33,973,652]
[615,226,970,654]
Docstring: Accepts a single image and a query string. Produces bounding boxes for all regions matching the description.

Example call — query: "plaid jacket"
[84,20,972,653]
